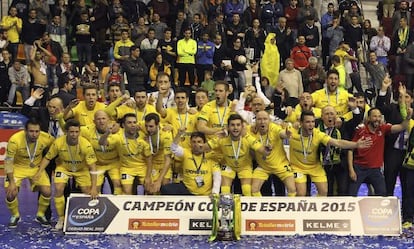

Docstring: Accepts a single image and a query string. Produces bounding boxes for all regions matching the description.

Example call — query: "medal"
[67,141,79,172]
[149,129,160,155]
[300,128,313,163]
[232,139,242,167]
[260,134,270,161]
[26,137,38,168]
[216,103,228,128]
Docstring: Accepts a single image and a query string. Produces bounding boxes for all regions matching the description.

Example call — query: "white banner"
[64,195,401,236]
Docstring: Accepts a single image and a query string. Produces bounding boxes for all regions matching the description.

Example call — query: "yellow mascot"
[260,33,280,87]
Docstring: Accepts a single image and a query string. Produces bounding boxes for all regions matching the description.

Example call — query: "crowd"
[2,0,414,233]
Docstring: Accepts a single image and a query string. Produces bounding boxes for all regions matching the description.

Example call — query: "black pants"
[323,162,349,196]
[178,63,195,87]
[383,148,405,196]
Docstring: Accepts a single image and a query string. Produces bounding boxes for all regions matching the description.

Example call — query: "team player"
[34,119,98,230]
[162,130,221,195]
[100,113,153,195]
[142,113,173,193]
[156,87,198,148]
[311,69,353,119]
[106,87,157,122]
[4,118,54,228]
[289,110,372,196]
[206,114,271,196]
[250,111,296,197]
[156,87,198,181]
[63,85,106,126]
[81,110,122,195]
[197,81,234,139]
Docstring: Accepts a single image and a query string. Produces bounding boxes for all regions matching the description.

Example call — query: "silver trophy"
[217,194,235,240]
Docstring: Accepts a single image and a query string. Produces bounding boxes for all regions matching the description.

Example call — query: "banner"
[64,195,401,236]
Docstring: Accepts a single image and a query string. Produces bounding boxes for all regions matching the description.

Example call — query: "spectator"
[172,10,189,40]
[261,33,280,87]
[149,13,168,41]
[212,33,229,81]
[149,53,171,89]
[326,15,344,60]
[131,17,149,46]
[206,13,226,45]
[104,61,124,95]
[52,0,68,27]
[244,18,266,63]
[261,0,284,33]
[227,37,247,99]
[108,0,129,24]
[274,17,294,68]
[363,51,387,91]
[113,30,134,64]
[189,13,205,41]
[391,0,410,36]
[90,0,109,54]
[226,13,246,46]
[196,32,215,86]
[21,9,45,65]
[392,17,411,75]
[46,15,67,53]
[284,0,299,40]
[277,58,303,106]
[302,56,326,93]
[6,60,30,106]
[370,26,391,67]
[140,28,159,67]
[123,46,147,93]
[344,15,363,53]
[157,28,177,84]
[290,35,311,71]
[110,14,130,43]
[321,3,335,69]
[54,72,76,108]
[297,0,318,27]
[201,70,215,100]
[29,0,50,24]
[224,0,244,23]
[177,28,197,88]
[299,16,320,56]
[243,0,262,27]
[0,6,23,60]
[74,11,92,67]
[149,0,170,23]
[0,50,12,104]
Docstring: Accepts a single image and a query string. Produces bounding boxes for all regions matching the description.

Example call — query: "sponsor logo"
[189,219,212,230]
[245,220,295,232]
[303,220,351,232]
[359,198,400,234]
[128,219,179,231]
[65,197,119,232]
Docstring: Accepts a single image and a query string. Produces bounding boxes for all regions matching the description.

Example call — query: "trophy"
[209,194,241,241]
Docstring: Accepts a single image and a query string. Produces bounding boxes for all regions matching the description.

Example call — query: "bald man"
[80,110,122,194]
[250,111,296,197]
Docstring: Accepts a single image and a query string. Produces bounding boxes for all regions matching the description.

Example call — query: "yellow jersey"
[249,123,290,170]
[289,128,331,169]
[45,135,97,172]
[285,105,322,123]
[311,88,353,117]
[110,131,152,170]
[163,108,198,149]
[6,131,54,168]
[80,125,120,165]
[208,134,262,170]
[71,101,106,126]
[178,148,221,195]
[116,104,157,121]
[198,100,233,138]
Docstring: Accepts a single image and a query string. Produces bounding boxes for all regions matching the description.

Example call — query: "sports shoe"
[403,221,412,229]
[8,216,20,228]
[55,218,64,230]
[35,216,50,227]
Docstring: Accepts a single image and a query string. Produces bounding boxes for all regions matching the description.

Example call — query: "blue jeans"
[348,164,386,196]
[7,84,30,104]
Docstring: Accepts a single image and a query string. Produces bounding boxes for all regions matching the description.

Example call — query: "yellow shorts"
[54,167,91,187]
[150,168,172,182]
[4,166,50,188]
[120,166,147,185]
[96,162,120,186]
[253,164,294,181]
[221,165,252,179]
[291,165,327,184]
